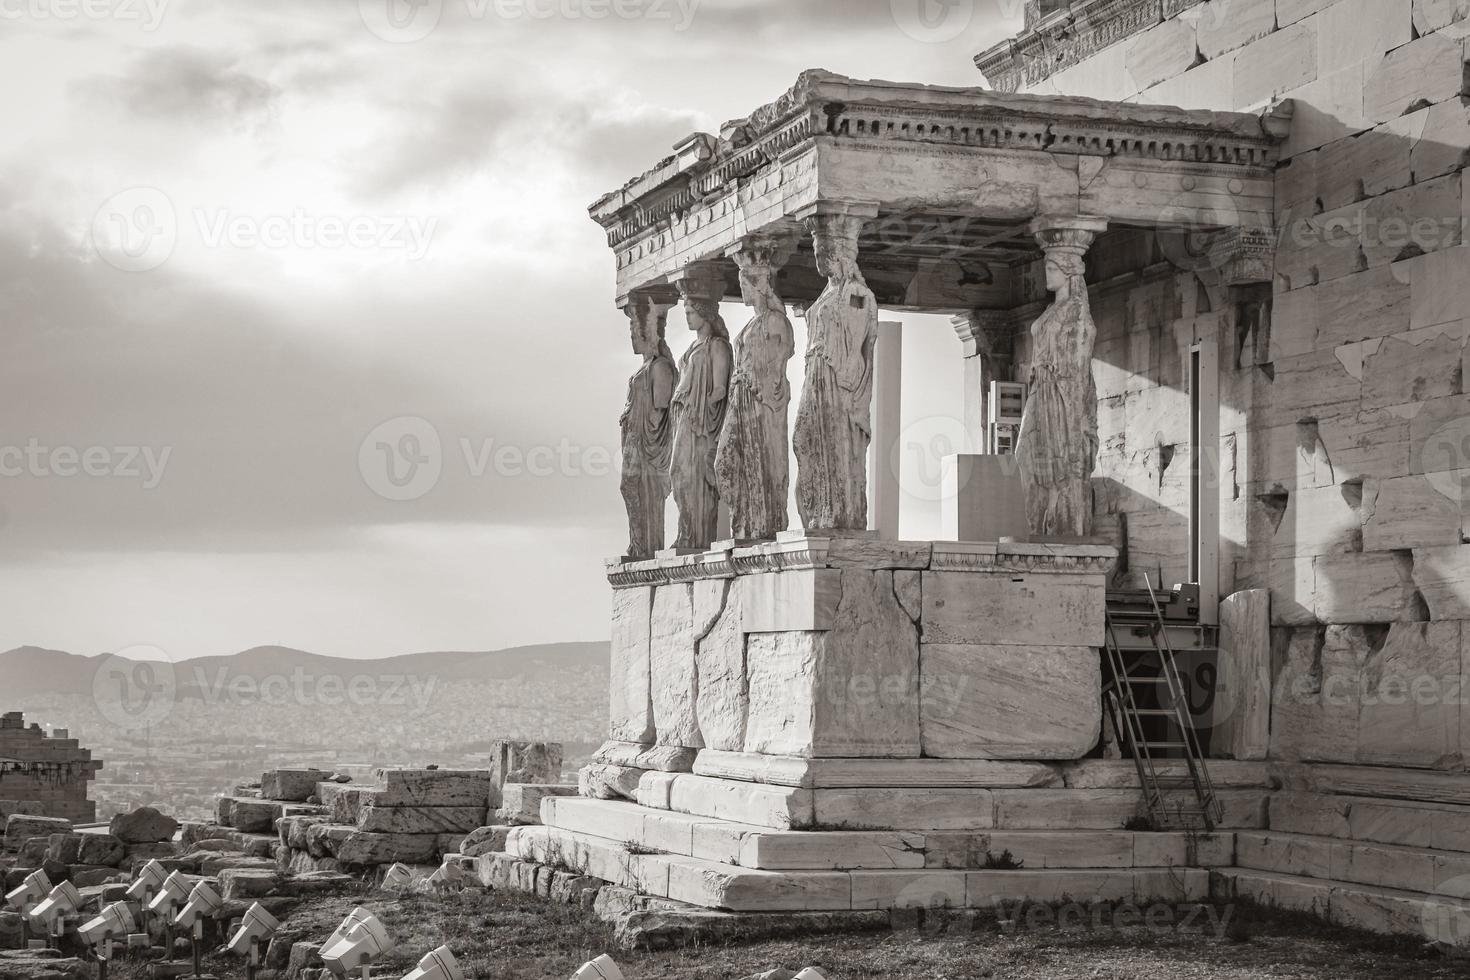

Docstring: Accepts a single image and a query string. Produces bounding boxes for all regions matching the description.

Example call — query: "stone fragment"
[4,815,70,851]
[109,806,178,844]
[919,644,1100,760]
[260,770,329,802]
[229,799,281,834]
[496,784,577,826]
[332,831,438,866]
[1415,0,1470,33]
[460,826,511,857]
[44,834,80,865]
[592,741,697,772]
[497,742,563,786]
[650,583,702,748]
[579,764,645,801]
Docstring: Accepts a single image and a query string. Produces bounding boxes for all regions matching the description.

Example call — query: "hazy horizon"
[3,0,1021,659]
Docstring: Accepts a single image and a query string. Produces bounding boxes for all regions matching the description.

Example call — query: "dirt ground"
[103,886,1470,980]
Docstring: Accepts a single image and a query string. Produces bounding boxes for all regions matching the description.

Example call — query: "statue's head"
[806,213,863,280]
[625,296,665,356]
[732,237,792,307]
[1044,249,1086,294]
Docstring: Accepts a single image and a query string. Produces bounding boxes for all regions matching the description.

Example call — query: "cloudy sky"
[0,0,1020,660]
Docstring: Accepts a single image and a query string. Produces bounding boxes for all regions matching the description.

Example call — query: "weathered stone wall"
[0,712,102,823]
[988,0,1470,771]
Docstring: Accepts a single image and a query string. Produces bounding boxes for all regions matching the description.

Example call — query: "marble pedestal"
[606,536,1114,764]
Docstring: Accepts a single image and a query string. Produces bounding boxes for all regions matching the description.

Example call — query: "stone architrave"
[793,208,878,534]
[619,292,679,559]
[716,237,797,542]
[1016,216,1107,539]
[671,264,734,551]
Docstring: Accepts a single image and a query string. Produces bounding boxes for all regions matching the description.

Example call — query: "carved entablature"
[588,70,1288,306]
[977,0,1204,93]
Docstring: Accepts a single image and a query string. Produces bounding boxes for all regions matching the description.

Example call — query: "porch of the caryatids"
[715,236,797,544]
[1016,215,1108,539]
[792,204,879,535]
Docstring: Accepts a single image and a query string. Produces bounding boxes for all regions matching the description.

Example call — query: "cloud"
[71,46,279,125]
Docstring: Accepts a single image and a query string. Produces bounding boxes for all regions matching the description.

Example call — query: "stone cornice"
[588,69,1287,254]
[977,0,1204,93]
[605,536,1118,588]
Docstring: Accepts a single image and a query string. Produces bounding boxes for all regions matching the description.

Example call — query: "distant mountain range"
[0,642,610,698]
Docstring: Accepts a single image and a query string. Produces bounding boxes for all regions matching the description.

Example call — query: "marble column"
[793,203,879,535]
[1016,215,1107,539]
[670,262,733,552]
[868,320,902,540]
[716,236,796,543]
[951,309,1017,454]
[619,290,678,560]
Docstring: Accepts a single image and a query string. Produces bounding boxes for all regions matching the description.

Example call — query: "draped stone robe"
[619,346,677,559]
[1016,285,1098,538]
[793,276,876,533]
[671,335,733,550]
[715,303,795,541]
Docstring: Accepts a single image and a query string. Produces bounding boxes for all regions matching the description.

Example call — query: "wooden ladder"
[1102,577,1223,830]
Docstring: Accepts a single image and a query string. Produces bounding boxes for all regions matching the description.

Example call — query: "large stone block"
[260,770,328,802]
[1233,21,1317,109]
[355,805,486,834]
[1125,16,1199,92]
[812,789,994,832]
[373,769,494,808]
[1195,0,1276,60]
[1362,473,1466,551]
[663,775,814,830]
[738,569,841,632]
[332,830,438,866]
[609,586,655,744]
[695,579,747,752]
[920,572,1103,647]
[4,815,69,852]
[1361,330,1463,413]
[919,645,1101,760]
[1316,0,1413,77]
[1212,589,1271,760]
[1415,0,1470,33]
[1271,622,1463,767]
[650,582,702,748]
[496,784,576,826]
[1311,551,1423,623]
[744,569,921,758]
[1363,31,1466,124]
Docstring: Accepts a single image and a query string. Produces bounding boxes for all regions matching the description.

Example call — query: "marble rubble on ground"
[213,749,568,872]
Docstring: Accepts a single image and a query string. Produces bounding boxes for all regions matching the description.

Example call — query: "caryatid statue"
[619,292,678,560]
[793,210,877,534]
[670,265,733,551]
[1016,216,1108,539]
[715,237,796,542]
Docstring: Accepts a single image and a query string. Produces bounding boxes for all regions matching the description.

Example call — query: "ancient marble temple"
[516,60,1330,920]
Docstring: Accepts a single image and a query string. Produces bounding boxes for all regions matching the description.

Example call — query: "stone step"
[1211,868,1470,948]
[1271,791,1470,853]
[1235,831,1470,895]
[499,825,1209,913]
[542,796,1234,871]
[631,772,1268,831]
